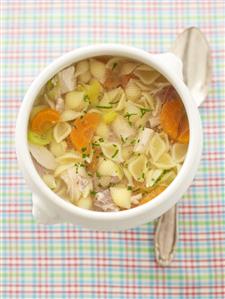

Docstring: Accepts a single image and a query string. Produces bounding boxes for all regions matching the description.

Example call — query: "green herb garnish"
[90,191,97,196]
[112,149,119,158]
[109,99,120,105]
[96,105,113,109]
[124,113,137,121]
[120,135,125,143]
[112,62,118,70]
[83,95,90,103]
[140,108,152,117]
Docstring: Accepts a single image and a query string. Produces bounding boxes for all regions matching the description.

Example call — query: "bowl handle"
[32,193,65,224]
[153,52,184,82]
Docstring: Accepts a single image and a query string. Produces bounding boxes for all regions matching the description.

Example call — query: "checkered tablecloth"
[1,1,225,298]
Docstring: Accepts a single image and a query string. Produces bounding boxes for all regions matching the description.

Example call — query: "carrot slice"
[139,186,166,205]
[74,112,101,130]
[177,113,189,144]
[30,108,60,134]
[70,128,91,153]
[70,112,101,153]
[160,98,189,144]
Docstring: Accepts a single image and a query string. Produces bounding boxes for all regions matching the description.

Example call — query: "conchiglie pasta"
[53,122,72,143]
[100,142,124,163]
[89,59,106,83]
[148,133,167,161]
[120,62,139,75]
[172,143,188,163]
[134,64,160,85]
[128,154,147,182]
[75,60,89,77]
[152,153,175,169]
[125,79,141,101]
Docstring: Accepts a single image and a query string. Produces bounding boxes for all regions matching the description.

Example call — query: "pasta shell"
[124,101,140,123]
[125,79,141,101]
[75,60,89,77]
[100,142,124,163]
[95,122,110,138]
[145,169,163,188]
[123,168,133,186]
[128,154,147,182]
[29,143,57,170]
[49,140,67,157]
[65,90,88,111]
[78,71,91,84]
[42,174,56,189]
[56,152,82,164]
[153,153,175,170]
[160,170,176,185]
[77,197,93,210]
[90,59,106,83]
[148,133,167,161]
[172,143,188,163]
[53,122,72,143]
[141,92,155,110]
[120,62,139,75]
[97,159,123,179]
[134,64,160,85]
[100,87,126,111]
[60,110,83,122]
[110,186,131,209]
[134,79,151,91]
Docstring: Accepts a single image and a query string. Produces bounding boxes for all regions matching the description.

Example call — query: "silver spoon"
[154,27,212,266]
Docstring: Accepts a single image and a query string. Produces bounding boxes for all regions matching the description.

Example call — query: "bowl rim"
[16,43,202,222]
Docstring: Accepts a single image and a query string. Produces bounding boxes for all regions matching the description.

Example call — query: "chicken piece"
[94,190,119,212]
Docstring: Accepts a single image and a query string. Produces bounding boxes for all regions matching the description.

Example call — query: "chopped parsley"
[124,113,137,121]
[98,137,104,143]
[92,141,100,147]
[96,105,113,109]
[112,149,119,158]
[109,99,120,105]
[154,169,170,185]
[112,62,118,70]
[90,191,97,196]
[127,186,132,191]
[81,147,87,152]
[96,172,101,178]
[140,107,152,117]
[120,135,125,143]
[83,95,90,103]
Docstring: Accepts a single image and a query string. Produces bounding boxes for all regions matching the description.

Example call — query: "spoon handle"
[154,205,178,266]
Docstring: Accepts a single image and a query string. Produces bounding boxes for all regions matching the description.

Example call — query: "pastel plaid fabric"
[1,1,225,298]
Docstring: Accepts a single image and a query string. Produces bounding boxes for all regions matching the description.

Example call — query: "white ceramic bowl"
[16,44,202,231]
